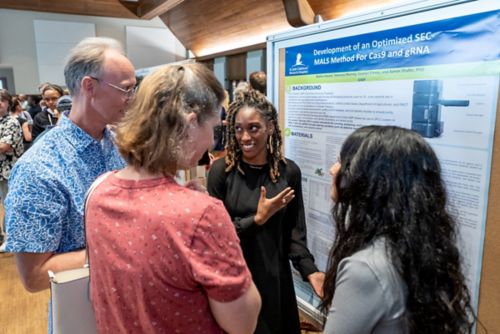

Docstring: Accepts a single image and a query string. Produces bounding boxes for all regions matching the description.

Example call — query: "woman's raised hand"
[254,186,295,225]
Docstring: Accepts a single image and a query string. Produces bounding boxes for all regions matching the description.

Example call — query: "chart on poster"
[268,1,500,327]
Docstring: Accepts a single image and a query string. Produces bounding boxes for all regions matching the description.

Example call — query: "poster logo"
[289,52,309,75]
[295,53,304,66]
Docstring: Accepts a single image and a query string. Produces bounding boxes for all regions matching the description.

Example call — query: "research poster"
[284,10,500,310]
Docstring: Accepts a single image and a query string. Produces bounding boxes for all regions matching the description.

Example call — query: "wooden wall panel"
[158,0,405,57]
[0,0,138,19]
[309,0,402,20]
[227,53,247,81]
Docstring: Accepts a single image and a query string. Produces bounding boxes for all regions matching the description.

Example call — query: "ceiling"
[0,0,402,57]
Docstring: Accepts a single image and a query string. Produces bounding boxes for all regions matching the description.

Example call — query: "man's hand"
[254,186,295,225]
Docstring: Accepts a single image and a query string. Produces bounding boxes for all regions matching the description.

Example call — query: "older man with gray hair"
[4,37,135,303]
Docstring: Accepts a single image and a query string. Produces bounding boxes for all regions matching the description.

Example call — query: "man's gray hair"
[64,37,124,96]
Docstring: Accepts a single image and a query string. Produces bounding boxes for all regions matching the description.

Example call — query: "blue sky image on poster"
[285,10,500,76]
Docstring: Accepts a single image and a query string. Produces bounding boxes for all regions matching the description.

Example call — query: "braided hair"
[224,90,285,182]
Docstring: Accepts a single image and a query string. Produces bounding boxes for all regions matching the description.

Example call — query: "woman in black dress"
[207,90,324,334]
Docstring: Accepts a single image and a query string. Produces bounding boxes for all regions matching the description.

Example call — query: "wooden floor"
[0,253,49,334]
[0,201,49,334]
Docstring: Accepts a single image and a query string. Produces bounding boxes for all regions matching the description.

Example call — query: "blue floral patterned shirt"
[4,115,125,253]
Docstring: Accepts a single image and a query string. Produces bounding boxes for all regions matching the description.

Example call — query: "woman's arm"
[190,200,261,333]
[209,282,261,334]
[22,122,32,142]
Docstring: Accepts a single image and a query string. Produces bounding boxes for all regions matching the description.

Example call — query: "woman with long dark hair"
[321,125,474,333]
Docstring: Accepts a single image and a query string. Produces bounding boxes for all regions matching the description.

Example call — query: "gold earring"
[268,136,273,155]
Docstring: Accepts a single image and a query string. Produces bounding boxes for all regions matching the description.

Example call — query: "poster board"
[267,0,500,331]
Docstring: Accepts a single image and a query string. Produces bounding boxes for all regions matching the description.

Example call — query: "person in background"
[207,90,324,334]
[18,94,29,111]
[86,63,261,334]
[27,95,42,119]
[56,95,72,116]
[10,96,32,152]
[0,90,23,251]
[233,80,250,101]
[212,90,229,153]
[4,37,135,333]
[321,125,475,334]
[16,94,33,124]
[32,95,73,144]
[31,83,64,140]
[249,71,267,95]
[21,107,33,125]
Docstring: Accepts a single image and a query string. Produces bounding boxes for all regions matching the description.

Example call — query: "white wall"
[0,8,185,94]
[126,26,184,70]
[34,20,96,88]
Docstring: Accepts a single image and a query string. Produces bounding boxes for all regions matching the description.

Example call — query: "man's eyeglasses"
[89,76,137,97]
